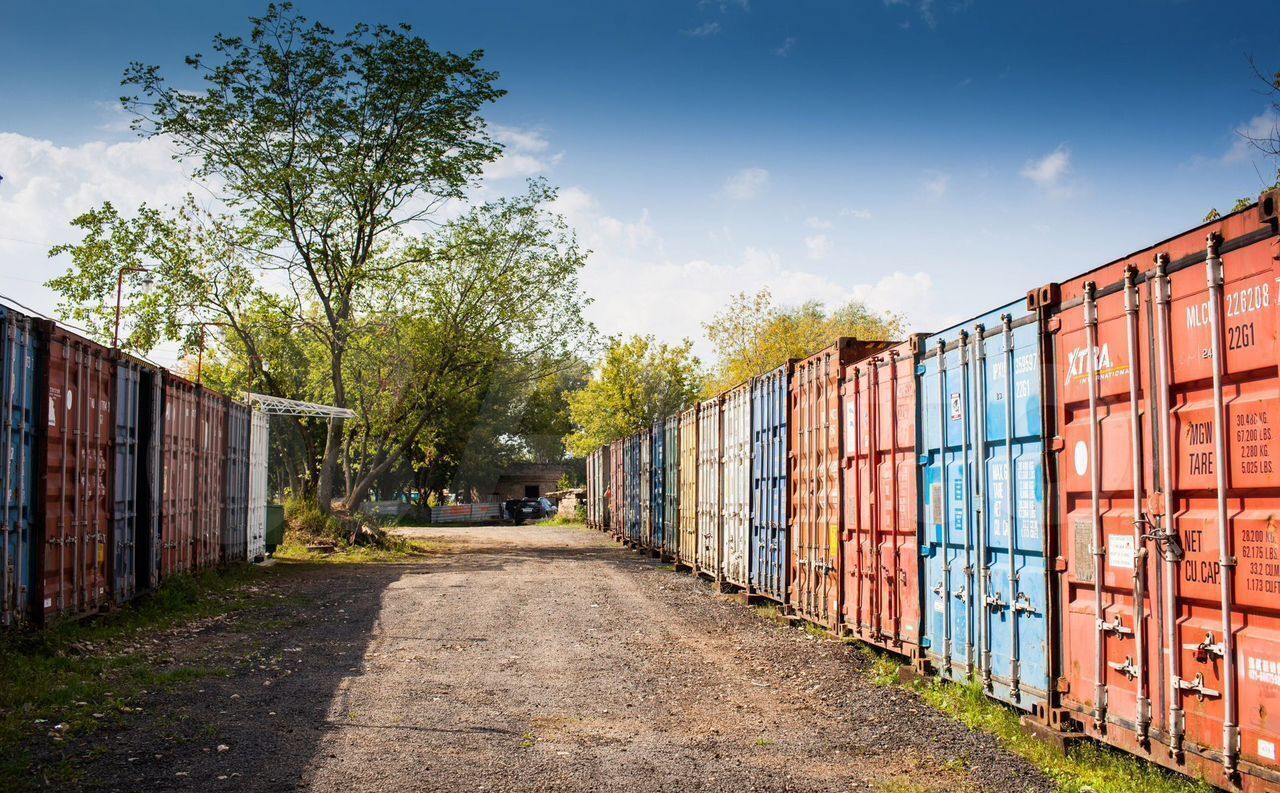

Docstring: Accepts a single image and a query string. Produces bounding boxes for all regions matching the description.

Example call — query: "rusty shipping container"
[678,407,699,565]
[112,354,162,603]
[609,438,625,539]
[1,306,36,628]
[696,396,723,578]
[1036,191,1280,791]
[841,338,923,658]
[35,322,114,622]
[222,400,250,564]
[161,372,198,578]
[790,338,894,630]
[195,389,227,568]
[750,362,791,604]
[721,382,752,588]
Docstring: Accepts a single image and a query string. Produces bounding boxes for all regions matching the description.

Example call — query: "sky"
[1,0,1278,367]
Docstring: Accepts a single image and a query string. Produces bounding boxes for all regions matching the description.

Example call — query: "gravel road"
[31,523,1053,792]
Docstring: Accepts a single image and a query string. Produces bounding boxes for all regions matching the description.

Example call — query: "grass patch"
[908,677,1213,793]
[540,514,585,528]
[0,565,266,790]
[273,535,445,563]
[857,646,901,687]
[802,621,830,640]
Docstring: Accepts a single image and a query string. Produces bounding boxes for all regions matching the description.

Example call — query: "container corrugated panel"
[161,372,198,578]
[790,338,895,630]
[111,355,162,605]
[919,300,1049,712]
[194,389,227,569]
[696,397,723,577]
[1,306,36,628]
[648,423,662,551]
[1042,192,1280,791]
[36,323,114,622]
[222,400,250,564]
[662,415,680,559]
[678,407,698,565]
[841,340,922,658]
[720,382,752,588]
[585,448,598,529]
[247,409,268,561]
[609,438,625,539]
[750,362,790,603]
[624,433,641,544]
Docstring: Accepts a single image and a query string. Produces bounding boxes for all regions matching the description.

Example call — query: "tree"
[564,336,704,457]
[1205,59,1280,221]
[82,3,506,511]
[702,288,903,395]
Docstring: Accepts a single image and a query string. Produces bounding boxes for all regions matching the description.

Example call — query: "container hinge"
[1109,656,1138,681]
[1174,673,1221,700]
[954,586,968,601]
[932,582,943,595]
[1097,616,1133,636]
[1012,591,1039,614]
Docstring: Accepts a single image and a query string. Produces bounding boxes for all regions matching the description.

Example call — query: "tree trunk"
[315,343,347,513]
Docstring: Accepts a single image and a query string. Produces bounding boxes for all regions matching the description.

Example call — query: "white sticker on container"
[43,598,51,608]
[1074,440,1088,477]
[1108,534,1135,570]
[934,598,945,614]
[949,393,962,420]
[1260,739,1276,761]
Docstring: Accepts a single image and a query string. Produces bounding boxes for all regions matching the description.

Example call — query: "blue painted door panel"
[750,364,789,602]
[918,300,1049,713]
[651,422,665,551]
[1,307,36,628]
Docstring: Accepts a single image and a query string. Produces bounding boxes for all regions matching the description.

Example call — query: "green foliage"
[564,335,704,457]
[703,287,903,395]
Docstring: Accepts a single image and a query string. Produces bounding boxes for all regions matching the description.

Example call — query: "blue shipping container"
[112,357,163,604]
[0,306,36,627]
[750,363,790,603]
[650,420,665,553]
[917,300,1049,713]
[625,433,641,545]
[662,416,679,559]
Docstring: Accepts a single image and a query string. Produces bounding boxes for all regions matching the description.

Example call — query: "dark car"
[506,497,556,523]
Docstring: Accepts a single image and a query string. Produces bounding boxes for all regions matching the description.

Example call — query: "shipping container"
[223,400,250,564]
[678,407,699,566]
[696,396,723,577]
[0,306,36,628]
[161,372,198,578]
[111,354,162,604]
[609,438,625,540]
[841,339,923,658]
[750,362,791,604]
[790,339,895,630]
[35,322,114,622]
[918,300,1051,711]
[624,432,641,545]
[194,389,227,569]
[247,408,269,561]
[662,415,680,559]
[1034,191,1280,791]
[650,421,664,552]
[721,382,752,588]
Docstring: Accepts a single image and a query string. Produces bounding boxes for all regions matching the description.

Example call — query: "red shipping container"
[195,389,227,569]
[161,372,198,578]
[790,338,894,630]
[1034,190,1280,791]
[35,323,113,622]
[841,337,925,658]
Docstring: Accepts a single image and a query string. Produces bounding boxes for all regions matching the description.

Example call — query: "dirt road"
[32,524,1050,792]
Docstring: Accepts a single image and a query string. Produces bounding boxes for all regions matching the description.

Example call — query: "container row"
[585,190,1280,792]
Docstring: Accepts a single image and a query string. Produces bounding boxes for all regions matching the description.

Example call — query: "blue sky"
[2,1,1278,364]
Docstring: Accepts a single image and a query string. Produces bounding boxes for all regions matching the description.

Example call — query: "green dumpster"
[265,504,286,555]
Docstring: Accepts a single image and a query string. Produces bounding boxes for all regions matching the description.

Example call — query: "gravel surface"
[28,524,1054,792]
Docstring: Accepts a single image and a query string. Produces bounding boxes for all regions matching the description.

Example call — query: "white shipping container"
[696,397,722,576]
[719,382,752,588]
[247,409,269,561]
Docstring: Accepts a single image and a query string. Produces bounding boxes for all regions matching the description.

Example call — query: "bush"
[283,495,348,543]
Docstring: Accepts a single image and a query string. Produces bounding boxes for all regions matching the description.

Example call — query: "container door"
[248,409,268,560]
[665,419,680,557]
[680,412,699,564]
[112,364,140,604]
[722,388,750,587]
[751,371,788,602]
[1,310,35,628]
[884,351,921,653]
[791,353,842,629]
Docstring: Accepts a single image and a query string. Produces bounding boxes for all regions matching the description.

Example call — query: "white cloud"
[492,125,549,153]
[682,21,721,37]
[840,207,873,220]
[775,37,797,57]
[804,216,832,230]
[720,167,769,200]
[923,171,950,199]
[552,187,656,252]
[1020,145,1071,187]
[1225,109,1279,163]
[804,234,832,260]
[484,124,561,181]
